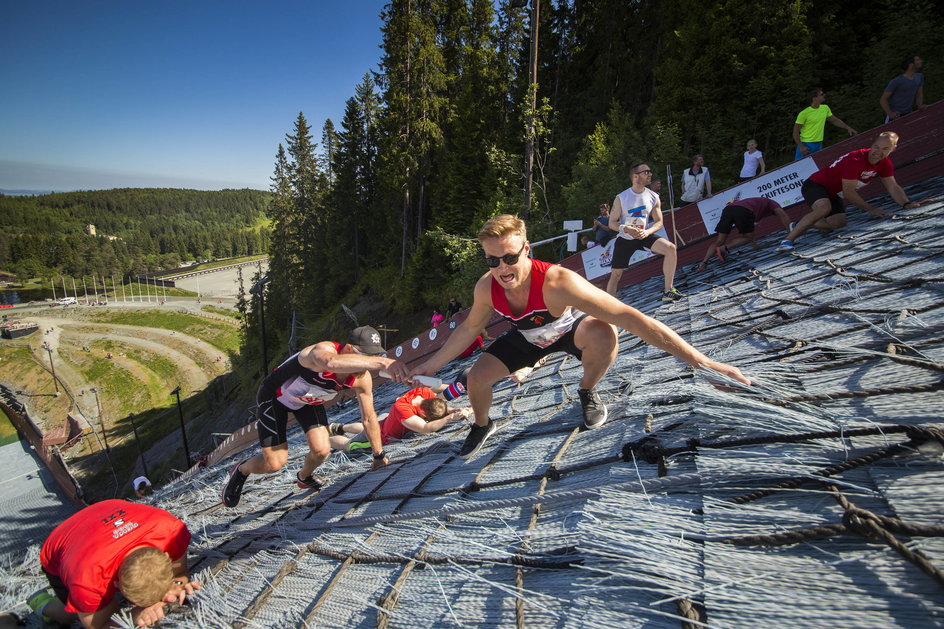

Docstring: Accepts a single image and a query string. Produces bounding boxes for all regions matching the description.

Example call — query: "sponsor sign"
[696,157,818,232]
[580,226,669,281]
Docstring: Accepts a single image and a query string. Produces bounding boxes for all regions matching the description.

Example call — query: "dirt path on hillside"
[26,316,230,423]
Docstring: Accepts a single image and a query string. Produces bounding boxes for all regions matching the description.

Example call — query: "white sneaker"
[777,240,795,252]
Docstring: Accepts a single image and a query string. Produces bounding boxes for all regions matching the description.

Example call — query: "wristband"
[373,451,386,460]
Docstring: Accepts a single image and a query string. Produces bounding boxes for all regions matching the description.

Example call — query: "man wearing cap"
[221,326,405,507]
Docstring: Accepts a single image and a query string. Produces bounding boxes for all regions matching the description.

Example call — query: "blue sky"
[0,1,387,192]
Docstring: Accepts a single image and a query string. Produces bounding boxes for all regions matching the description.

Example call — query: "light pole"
[170,386,191,468]
[126,412,149,478]
[43,344,60,394]
[512,0,540,220]
[249,276,271,376]
[89,387,109,452]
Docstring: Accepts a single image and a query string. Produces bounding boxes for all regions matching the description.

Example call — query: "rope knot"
[905,424,944,447]
[842,507,882,540]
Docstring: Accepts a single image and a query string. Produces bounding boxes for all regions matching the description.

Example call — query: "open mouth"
[499,272,515,284]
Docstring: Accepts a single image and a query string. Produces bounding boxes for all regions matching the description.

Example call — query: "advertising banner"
[580,226,669,281]
[696,157,818,232]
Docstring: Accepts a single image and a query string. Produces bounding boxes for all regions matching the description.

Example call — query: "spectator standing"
[431,309,444,327]
[593,204,613,245]
[880,55,926,123]
[446,297,462,319]
[793,88,857,160]
[680,155,712,203]
[739,139,766,181]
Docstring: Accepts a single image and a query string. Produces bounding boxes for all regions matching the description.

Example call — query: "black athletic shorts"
[611,234,662,269]
[43,569,69,604]
[484,314,587,373]
[802,179,845,216]
[715,205,754,235]
[256,398,328,448]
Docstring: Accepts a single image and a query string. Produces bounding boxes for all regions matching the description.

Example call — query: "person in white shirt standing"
[739,139,766,182]
[680,154,712,203]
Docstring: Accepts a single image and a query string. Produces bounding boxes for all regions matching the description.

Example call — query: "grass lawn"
[112,282,198,298]
[0,405,19,446]
[201,304,240,319]
[86,311,240,354]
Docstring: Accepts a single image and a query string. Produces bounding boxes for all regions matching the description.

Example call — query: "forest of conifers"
[0,188,270,278]
[3,0,941,359]
[257,0,941,342]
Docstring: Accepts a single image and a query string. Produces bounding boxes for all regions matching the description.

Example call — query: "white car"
[56,296,77,305]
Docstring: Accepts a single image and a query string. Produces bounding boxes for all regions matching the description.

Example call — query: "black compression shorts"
[611,234,662,269]
[714,205,754,234]
[484,314,587,373]
[256,399,328,448]
[802,179,846,216]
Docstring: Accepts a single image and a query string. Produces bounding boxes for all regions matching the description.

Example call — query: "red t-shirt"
[808,148,894,198]
[40,500,191,614]
[379,387,435,443]
[459,336,484,358]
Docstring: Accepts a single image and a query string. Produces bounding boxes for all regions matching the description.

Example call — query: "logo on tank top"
[626,205,648,229]
[531,314,545,326]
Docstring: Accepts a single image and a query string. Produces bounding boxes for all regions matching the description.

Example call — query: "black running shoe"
[221,460,248,507]
[458,419,496,460]
[328,422,345,436]
[578,388,608,429]
[296,472,324,491]
[661,287,684,302]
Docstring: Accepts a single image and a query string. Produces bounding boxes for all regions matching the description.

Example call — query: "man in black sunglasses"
[390,214,750,460]
[606,162,682,301]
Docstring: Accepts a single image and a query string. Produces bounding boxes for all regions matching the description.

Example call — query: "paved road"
[174,260,268,298]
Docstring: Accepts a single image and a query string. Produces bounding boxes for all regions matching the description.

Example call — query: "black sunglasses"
[484,242,527,268]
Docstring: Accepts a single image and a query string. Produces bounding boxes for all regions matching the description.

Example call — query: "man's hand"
[621,225,645,240]
[868,208,888,218]
[846,126,857,136]
[450,407,473,422]
[799,144,809,156]
[699,360,751,388]
[165,580,202,606]
[370,455,388,471]
[133,602,167,627]
[406,361,437,382]
[903,198,934,209]
[383,360,411,383]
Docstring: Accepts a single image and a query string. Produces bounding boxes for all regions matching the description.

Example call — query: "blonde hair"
[119,547,173,607]
[878,131,899,144]
[419,398,448,421]
[478,214,527,242]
